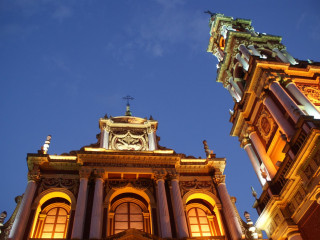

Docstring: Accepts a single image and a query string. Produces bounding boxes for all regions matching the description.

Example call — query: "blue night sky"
[1,0,319,223]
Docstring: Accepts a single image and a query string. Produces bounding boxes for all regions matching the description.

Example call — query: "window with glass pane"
[114,202,144,234]
[41,207,68,238]
[188,207,212,237]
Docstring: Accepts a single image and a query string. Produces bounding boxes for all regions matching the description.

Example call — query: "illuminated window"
[188,207,212,237]
[114,202,144,234]
[219,36,225,51]
[32,200,70,239]
[41,207,68,238]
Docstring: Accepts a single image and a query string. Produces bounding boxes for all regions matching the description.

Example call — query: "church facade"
[0,109,259,239]
[207,14,320,240]
[1,13,320,240]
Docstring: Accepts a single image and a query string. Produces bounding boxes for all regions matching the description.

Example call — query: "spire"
[122,95,134,116]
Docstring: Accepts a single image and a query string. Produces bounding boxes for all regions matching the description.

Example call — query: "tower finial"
[122,95,134,116]
[41,135,52,154]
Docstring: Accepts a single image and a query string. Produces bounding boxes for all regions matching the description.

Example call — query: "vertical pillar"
[236,53,249,71]
[155,174,172,238]
[227,84,241,102]
[143,213,150,233]
[263,94,295,139]
[148,129,156,151]
[242,139,266,186]
[9,175,38,240]
[216,176,243,240]
[229,77,243,98]
[273,48,290,63]
[89,171,104,239]
[239,44,251,61]
[72,170,90,239]
[249,131,277,178]
[248,45,262,57]
[281,50,298,65]
[170,176,189,238]
[285,82,320,119]
[269,81,304,122]
[100,127,109,149]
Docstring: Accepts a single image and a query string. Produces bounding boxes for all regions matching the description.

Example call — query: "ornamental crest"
[180,179,215,196]
[111,131,147,151]
[256,108,275,143]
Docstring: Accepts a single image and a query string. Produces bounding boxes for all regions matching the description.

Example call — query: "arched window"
[188,207,211,237]
[108,194,151,236]
[32,199,70,239]
[186,201,222,237]
[114,202,144,234]
[41,207,69,238]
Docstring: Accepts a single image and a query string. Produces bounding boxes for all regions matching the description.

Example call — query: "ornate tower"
[207,13,320,240]
[1,109,260,239]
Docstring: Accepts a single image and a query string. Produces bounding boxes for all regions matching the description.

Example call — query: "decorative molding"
[106,179,153,192]
[296,84,320,106]
[38,178,79,197]
[256,107,276,144]
[28,165,41,182]
[110,130,148,151]
[213,175,226,185]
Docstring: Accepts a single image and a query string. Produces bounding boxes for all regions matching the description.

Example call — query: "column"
[148,130,156,151]
[229,77,243,98]
[248,45,262,57]
[216,177,243,240]
[9,178,38,240]
[249,131,277,178]
[243,140,266,186]
[269,81,304,122]
[155,175,172,238]
[71,170,90,239]
[227,84,241,102]
[285,82,320,119]
[89,173,104,239]
[236,53,249,71]
[281,49,298,65]
[263,94,295,139]
[170,176,189,238]
[273,48,290,63]
[288,232,303,240]
[100,128,109,149]
[239,44,251,61]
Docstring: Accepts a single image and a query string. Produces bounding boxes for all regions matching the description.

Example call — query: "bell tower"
[207,13,320,240]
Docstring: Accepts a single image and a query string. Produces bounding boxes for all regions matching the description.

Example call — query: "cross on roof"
[122,95,134,105]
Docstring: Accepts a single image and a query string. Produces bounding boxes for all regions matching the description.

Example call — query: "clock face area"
[111,131,147,151]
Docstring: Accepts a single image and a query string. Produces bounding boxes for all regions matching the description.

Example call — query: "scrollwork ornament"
[214,175,226,185]
[28,165,40,182]
[92,168,105,179]
[256,107,275,143]
[38,178,79,196]
[79,168,91,179]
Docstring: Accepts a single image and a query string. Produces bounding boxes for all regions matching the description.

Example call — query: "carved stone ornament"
[180,179,215,197]
[106,179,153,192]
[256,107,275,143]
[110,131,147,151]
[297,84,320,106]
[213,175,226,185]
[303,164,315,180]
[38,178,79,196]
[28,165,40,181]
